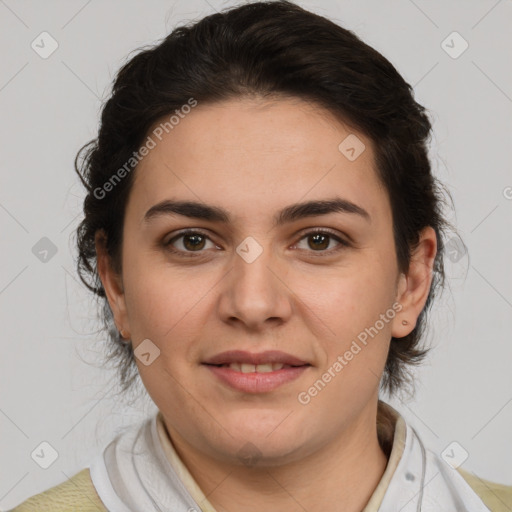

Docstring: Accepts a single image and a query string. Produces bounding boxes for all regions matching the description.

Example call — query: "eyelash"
[163,228,351,258]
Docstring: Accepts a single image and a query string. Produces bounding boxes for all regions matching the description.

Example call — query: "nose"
[216,240,293,331]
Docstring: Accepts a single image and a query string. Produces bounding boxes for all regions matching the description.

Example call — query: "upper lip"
[203,350,310,366]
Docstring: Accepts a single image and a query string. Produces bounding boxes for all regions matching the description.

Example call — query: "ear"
[95,230,131,338]
[391,226,437,339]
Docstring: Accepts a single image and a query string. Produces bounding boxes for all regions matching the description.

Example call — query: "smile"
[214,362,294,373]
[203,363,310,393]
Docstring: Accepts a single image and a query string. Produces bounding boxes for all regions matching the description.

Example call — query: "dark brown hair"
[74,0,453,398]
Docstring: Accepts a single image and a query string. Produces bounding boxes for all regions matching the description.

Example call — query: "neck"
[164,399,391,512]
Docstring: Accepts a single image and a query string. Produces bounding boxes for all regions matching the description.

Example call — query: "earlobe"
[95,230,130,337]
[391,227,437,339]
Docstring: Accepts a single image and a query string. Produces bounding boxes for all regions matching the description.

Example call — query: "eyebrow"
[142,197,371,227]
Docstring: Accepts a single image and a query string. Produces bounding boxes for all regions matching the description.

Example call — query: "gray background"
[1,0,511,508]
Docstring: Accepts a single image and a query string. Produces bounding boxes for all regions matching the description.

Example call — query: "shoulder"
[7,468,108,512]
[456,467,512,511]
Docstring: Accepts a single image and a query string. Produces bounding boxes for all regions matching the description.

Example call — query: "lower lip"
[203,364,310,393]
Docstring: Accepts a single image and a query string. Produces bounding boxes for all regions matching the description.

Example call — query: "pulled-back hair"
[74,0,453,397]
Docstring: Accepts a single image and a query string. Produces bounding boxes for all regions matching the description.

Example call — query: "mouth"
[202,350,311,393]
[206,362,302,373]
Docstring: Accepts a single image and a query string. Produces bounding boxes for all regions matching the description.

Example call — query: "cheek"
[303,256,397,382]
[307,260,396,332]
[122,262,209,410]
[302,275,394,416]
[122,253,218,343]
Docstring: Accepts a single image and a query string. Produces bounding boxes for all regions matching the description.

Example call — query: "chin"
[218,439,307,469]
[221,408,297,438]
[207,418,312,467]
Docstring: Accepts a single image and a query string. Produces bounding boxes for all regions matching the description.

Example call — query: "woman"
[9,1,511,510]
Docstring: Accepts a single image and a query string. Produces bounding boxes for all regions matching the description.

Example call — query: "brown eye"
[182,233,206,251]
[307,233,330,251]
[164,230,217,255]
[293,229,350,256]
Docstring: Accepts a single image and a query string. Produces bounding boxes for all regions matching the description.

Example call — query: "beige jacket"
[8,403,512,511]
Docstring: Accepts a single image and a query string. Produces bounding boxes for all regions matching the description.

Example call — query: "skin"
[96,96,437,512]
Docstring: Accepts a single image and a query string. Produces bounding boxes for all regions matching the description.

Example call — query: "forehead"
[128,97,388,224]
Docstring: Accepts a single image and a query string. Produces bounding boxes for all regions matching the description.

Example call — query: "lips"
[221,362,290,373]
[202,350,311,393]
[202,350,309,366]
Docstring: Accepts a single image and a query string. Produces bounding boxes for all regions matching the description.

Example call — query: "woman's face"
[98,97,434,466]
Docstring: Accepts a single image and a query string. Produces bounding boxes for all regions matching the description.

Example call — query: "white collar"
[376,420,490,511]
[87,403,490,511]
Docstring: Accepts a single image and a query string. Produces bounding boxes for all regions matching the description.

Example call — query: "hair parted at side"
[74,0,454,398]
